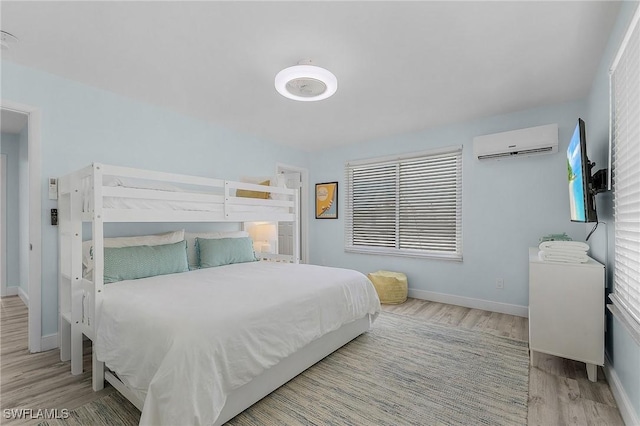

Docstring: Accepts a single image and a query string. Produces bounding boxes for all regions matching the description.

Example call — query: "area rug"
[39,312,529,425]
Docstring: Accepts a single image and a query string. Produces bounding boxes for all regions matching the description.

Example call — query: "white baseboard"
[41,333,59,352]
[408,288,529,317]
[2,286,18,297]
[604,358,640,426]
[18,286,28,307]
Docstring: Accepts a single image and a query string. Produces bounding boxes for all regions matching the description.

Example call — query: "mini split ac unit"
[473,123,558,160]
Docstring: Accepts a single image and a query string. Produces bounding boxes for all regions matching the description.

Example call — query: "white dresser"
[528,247,605,382]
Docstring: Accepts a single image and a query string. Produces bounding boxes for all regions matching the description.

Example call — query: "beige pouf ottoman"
[367,270,408,304]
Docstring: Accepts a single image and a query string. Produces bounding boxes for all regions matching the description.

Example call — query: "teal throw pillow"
[104,240,188,284]
[197,237,257,268]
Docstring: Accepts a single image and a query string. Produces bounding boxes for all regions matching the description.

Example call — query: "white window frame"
[344,146,462,261]
[609,4,640,334]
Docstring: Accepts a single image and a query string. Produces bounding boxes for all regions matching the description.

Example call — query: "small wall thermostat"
[49,177,58,200]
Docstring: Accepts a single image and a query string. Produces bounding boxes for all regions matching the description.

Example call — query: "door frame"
[1,100,42,353]
[0,154,8,297]
[276,163,309,264]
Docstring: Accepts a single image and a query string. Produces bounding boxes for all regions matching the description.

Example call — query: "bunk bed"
[57,163,380,426]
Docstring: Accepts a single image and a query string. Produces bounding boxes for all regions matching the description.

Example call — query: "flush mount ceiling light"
[275,60,337,102]
[0,31,18,50]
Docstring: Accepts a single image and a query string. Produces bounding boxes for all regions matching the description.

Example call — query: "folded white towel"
[540,247,589,257]
[539,250,589,263]
[538,241,590,252]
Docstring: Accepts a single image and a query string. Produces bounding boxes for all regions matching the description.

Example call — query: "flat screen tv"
[567,118,597,222]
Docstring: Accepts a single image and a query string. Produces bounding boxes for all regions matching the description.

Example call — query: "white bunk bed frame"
[57,163,371,425]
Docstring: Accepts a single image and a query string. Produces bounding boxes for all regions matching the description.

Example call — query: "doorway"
[1,102,42,353]
[276,163,309,264]
[1,154,7,297]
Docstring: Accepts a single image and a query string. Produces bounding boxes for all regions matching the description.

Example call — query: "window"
[344,146,462,260]
[610,5,640,328]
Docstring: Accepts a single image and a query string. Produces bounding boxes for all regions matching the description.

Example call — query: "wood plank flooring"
[1,296,624,425]
[384,299,624,426]
[0,297,116,425]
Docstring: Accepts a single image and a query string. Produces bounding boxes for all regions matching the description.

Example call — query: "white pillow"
[270,174,288,201]
[82,229,185,275]
[185,231,249,270]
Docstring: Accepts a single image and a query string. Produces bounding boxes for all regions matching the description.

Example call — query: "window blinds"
[610,5,640,327]
[345,147,462,260]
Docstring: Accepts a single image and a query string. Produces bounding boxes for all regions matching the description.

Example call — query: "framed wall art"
[315,182,338,219]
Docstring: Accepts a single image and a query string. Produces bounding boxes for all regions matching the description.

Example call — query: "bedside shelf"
[61,311,72,324]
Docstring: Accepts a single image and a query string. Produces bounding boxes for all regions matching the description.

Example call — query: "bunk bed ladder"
[57,176,84,375]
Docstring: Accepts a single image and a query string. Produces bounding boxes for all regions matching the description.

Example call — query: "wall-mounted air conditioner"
[473,123,558,160]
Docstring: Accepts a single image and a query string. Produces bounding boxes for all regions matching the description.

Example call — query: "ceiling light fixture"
[275,60,337,102]
[0,31,18,50]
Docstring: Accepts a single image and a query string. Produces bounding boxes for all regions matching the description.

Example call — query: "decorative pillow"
[185,232,221,270]
[185,231,249,270]
[197,237,257,269]
[83,230,185,275]
[236,180,270,199]
[103,240,188,284]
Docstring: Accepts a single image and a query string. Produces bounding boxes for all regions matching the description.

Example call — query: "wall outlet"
[496,278,504,289]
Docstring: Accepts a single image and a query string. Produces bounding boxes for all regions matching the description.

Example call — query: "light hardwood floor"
[1,297,117,426]
[1,296,624,425]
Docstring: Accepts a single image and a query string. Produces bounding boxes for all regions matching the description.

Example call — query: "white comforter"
[95,261,380,425]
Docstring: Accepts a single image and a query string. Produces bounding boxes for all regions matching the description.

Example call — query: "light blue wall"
[308,101,588,309]
[1,61,309,336]
[586,1,640,420]
[1,132,21,289]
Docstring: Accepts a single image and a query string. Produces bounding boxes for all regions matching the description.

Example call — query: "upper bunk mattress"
[101,196,286,213]
[82,175,290,213]
[94,261,380,426]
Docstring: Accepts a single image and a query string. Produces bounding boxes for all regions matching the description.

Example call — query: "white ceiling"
[0,1,620,151]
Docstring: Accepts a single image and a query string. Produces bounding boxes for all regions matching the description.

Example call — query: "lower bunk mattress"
[94,261,381,425]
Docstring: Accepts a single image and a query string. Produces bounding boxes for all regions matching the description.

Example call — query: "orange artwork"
[315,182,338,219]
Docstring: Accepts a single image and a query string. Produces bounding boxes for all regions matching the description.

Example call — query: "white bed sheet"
[95,261,380,426]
